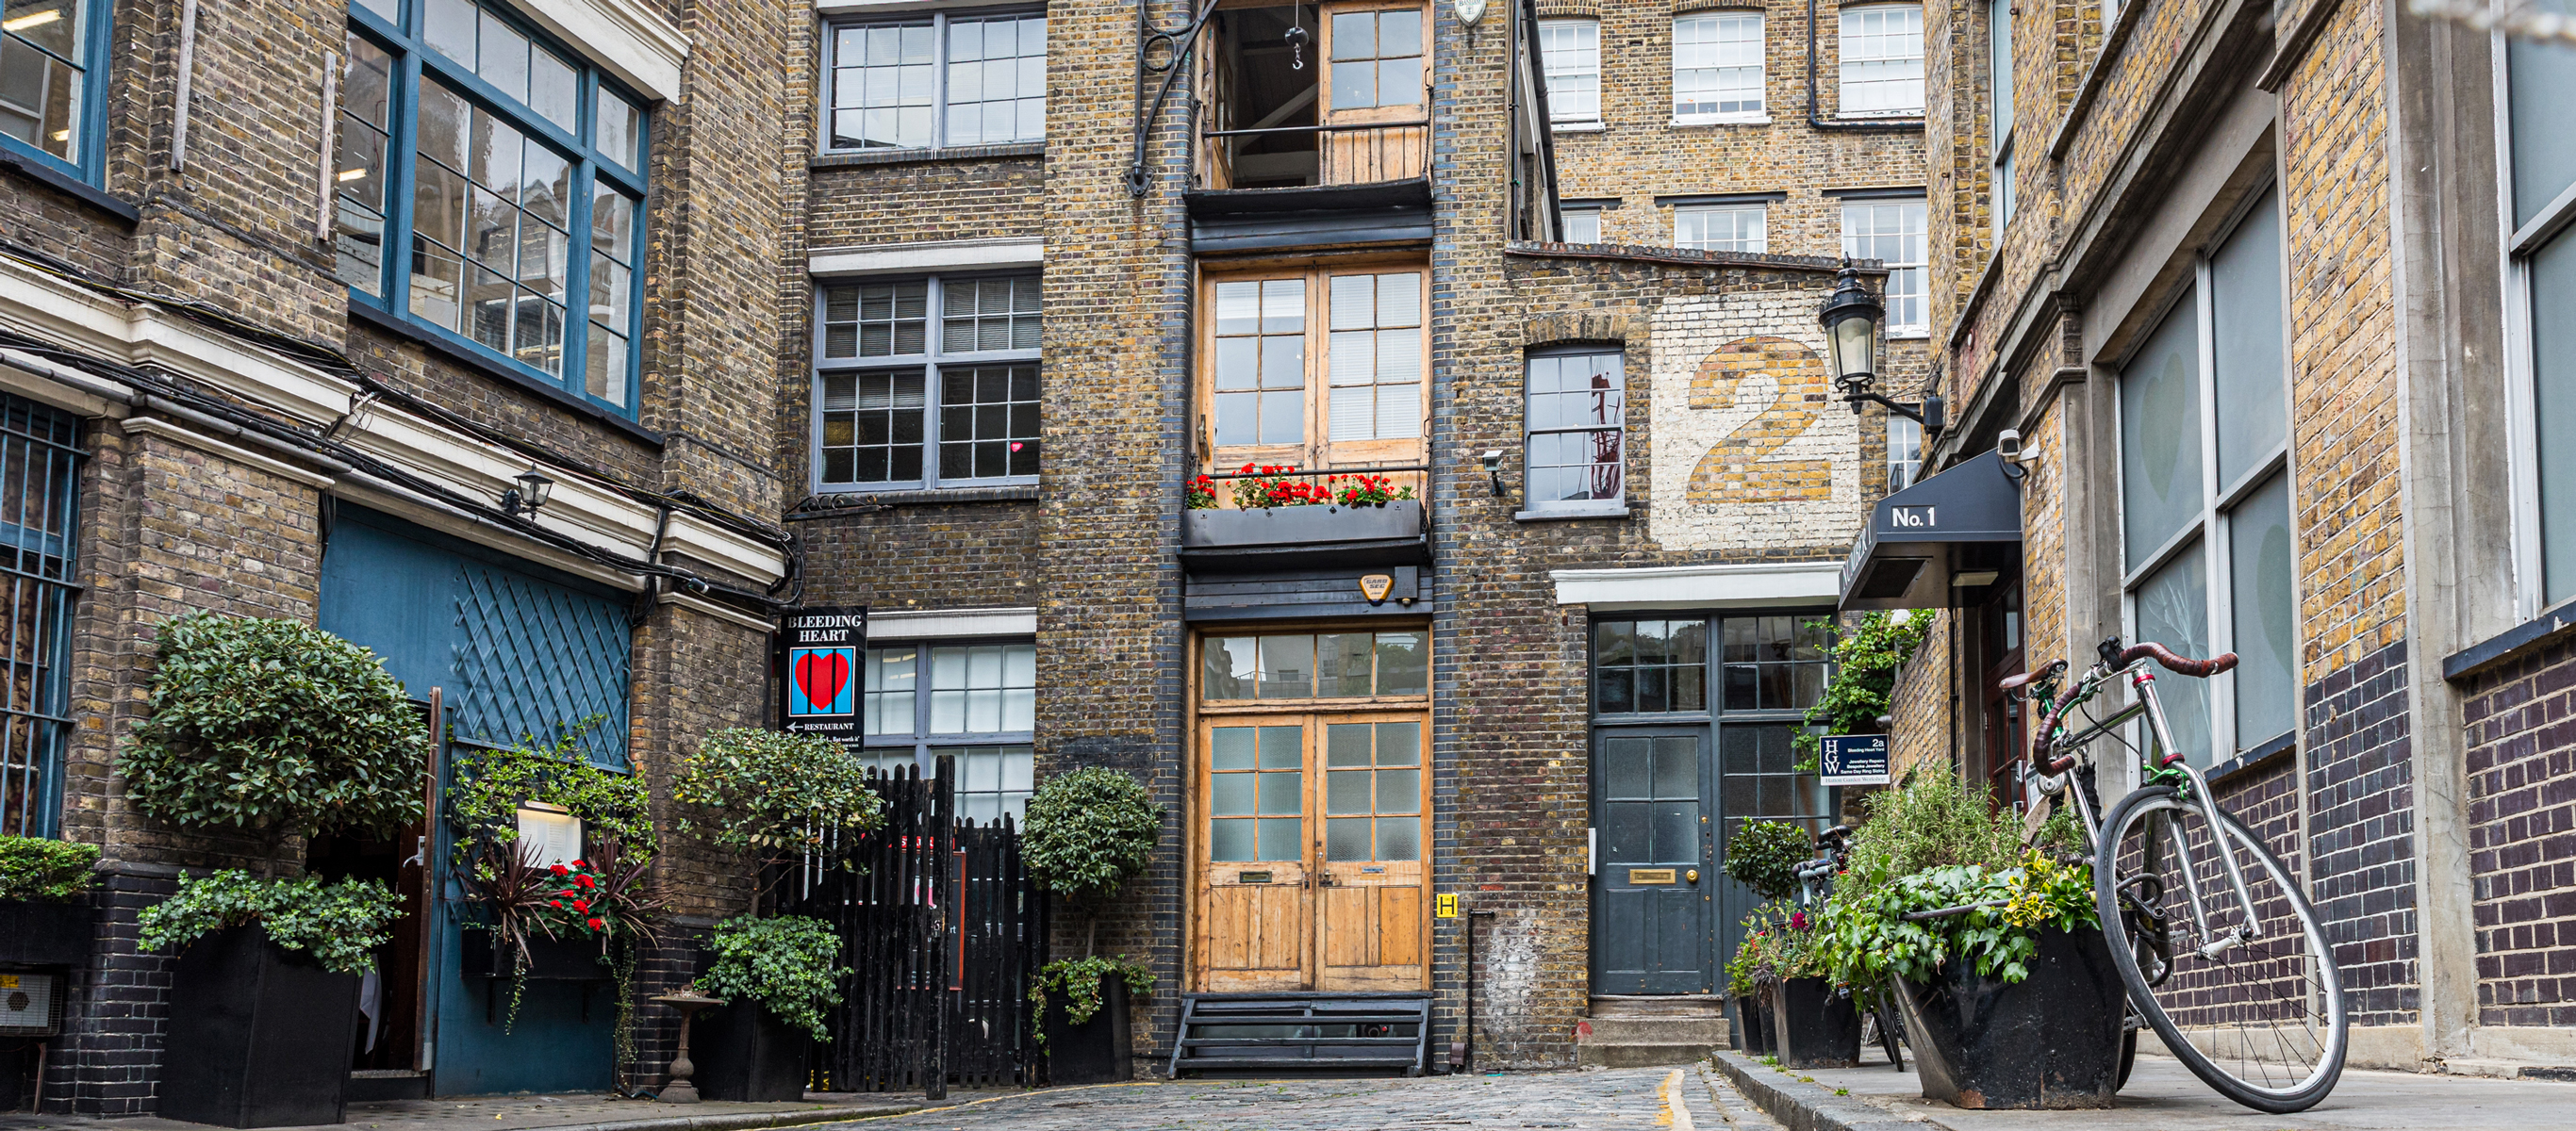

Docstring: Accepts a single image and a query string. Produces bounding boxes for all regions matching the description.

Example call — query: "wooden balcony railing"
[1199,120,1430,189]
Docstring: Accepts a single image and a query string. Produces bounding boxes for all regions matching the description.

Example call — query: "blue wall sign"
[780,606,866,745]
[1821,734,1891,786]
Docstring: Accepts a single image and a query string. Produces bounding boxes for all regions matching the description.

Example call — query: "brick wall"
[2458,643,2576,1026]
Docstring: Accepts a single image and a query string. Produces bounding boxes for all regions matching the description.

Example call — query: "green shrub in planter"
[0,834,98,901]
[118,615,428,844]
[675,729,883,899]
[1022,767,1161,957]
[1723,821,1813,903]
[138,869,405,975]
[696,914,847,1040]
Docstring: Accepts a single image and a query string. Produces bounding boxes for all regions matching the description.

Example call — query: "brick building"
[0,0,796,1112]
[789,0,1929,1074]
[1867,0,2576,1075]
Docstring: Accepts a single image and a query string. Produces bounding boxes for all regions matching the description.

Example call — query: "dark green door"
[1590,729,1713,994]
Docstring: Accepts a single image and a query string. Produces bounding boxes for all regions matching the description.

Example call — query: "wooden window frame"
[1196,259,1431,479]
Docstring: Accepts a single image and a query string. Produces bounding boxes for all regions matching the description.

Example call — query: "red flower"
[570,860,586,868]
[575,875,595,889]
[550,864,569,877]
[573,899,591,912]
[550,899,564,909]
[586,917,605,931]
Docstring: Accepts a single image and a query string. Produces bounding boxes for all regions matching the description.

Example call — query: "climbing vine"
[1792,611,1931,767]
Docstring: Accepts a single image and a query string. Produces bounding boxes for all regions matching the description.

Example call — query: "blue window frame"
[0,393,84,838]
[0,0,113,181]
[339,0,649,415]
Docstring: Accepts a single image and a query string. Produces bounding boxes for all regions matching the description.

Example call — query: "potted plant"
[116,614,427,1128]
[1179,464,1427,564]
[0,834,97,966]
[448,722,661,988]
[1721,820,1808,1057]
[672,728,882,1101]
[138,870,405,1128]
[1760,905,1860,1069]
[1816,771,2124,1109]
[1021,766,1162,1085]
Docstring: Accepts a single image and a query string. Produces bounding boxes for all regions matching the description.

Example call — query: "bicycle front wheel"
[2094,786,2347,1112]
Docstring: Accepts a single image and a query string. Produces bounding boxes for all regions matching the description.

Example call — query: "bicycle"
[1792,826,1907,1072]
[2005,635,2349,1113]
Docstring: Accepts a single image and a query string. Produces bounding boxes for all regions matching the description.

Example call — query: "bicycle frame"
[2032,660,2265,953]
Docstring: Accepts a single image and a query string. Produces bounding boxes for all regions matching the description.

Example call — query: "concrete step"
[1581,1015,1731,1044]
[1575,1040,1727,1068]
[1590,993,1728,1018]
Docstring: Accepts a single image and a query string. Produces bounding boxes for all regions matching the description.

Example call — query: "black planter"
[693,999,813,1102]
[460,927,616,980]
[1895,926,2126,1108]
[1769,976,1862,1069]
[1042,975,1133,1085]
[0,899,91,966]
[160,926,361,1128]
[1734,993,1773,1056]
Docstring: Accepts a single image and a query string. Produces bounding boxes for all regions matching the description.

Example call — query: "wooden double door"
[1195,711,1428,992]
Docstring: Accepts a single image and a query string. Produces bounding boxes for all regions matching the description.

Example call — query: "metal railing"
[0,393,82,839]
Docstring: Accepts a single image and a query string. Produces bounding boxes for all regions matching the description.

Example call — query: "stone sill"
[2442,601,2576,682]
[1514,500,1630,522]
[786,484,1040,517]
[2204,729,2297,790]
[1671,115,1772,128]
[812,141,1045,169]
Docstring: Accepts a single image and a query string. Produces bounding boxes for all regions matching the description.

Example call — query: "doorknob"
[1686,869,1699,883]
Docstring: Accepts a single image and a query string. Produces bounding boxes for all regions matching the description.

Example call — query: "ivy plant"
[1026,955,1154,1050]
[1022,767,1161,956]
[696,914,849,1040]
[0,835,99,902]
[118,615,429,846]
[1792,611,1931,765]
[673,729,883,902]
[448,717,658,870]
[1721,821,1813,904]
[137,869,405,976]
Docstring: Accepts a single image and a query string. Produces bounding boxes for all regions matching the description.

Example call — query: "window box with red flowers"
[1181,465,1428,569]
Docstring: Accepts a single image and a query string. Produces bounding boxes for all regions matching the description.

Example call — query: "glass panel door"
[1199,718,1311,991]
[1316,714,1427,990]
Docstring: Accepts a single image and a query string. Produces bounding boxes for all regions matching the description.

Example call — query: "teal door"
[1589,729,1713,994]
[321,507,635,1096]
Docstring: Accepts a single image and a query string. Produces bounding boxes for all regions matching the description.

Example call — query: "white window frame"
[1838,2,1924,118]
[1560,205,1605,243]
[859,639,1036,823]
[1523,346,1628,516]
[1675,203,1768,253]
[1886,414,1923,489]
[1673,11,1766,124]
[1540,17,1602,126]
[1990,0,2013,239]
[2112,186,2296,767]
[2497,29,2576,620]
[811,272,1041,494]
[1841,197,1928,334]
[822,8,1047,153]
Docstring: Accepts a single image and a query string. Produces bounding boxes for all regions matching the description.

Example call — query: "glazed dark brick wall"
[2304,637,2419,1027]
[2460,635,2576,1026]
[45,872,178,1116]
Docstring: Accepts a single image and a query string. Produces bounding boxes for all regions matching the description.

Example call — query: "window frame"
[1522,344,1627,514]
[1539,17,1603,126]
[1195,260,1431,477]
[0,0,113,182]
[1836,2,1924,118]
[1560,205,1604,243]
[858,637,1036,821]
[1674,203,1768,253]
[1841,196,1928,334]
[809,271,1043,494]
[1672,10,1767,124]
[341,0,651,417]
[2111,184,2296,767]
[2498,29,2576,620]
[820,8,1048,154]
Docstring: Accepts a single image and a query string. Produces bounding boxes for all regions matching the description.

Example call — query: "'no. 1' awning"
[1838,449,2023,611]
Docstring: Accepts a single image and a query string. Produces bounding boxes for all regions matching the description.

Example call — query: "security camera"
[1996,429,2023,463]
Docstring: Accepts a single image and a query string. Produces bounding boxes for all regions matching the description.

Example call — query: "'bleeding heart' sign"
[780,606,866,740]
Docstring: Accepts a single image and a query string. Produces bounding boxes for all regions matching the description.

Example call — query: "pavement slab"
[811,1066,1749,1130]
[0,1092,946,1131]
[1716,1049,2576,1131]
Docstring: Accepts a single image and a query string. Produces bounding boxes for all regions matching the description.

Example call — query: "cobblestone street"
[824,1066,1776,1131]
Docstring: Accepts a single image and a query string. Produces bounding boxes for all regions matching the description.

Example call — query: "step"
[1574,1041,1727,1069]
[1578,1015,1731,1045]
[345,1069,429,1103]
[1590,993,1728,1018]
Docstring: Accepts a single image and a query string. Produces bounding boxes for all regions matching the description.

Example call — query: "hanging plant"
[447,715,656,869]
[1792,611,1930,767]
[117,615,428,851]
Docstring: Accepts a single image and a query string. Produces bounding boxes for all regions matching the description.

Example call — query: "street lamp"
[500,467,554,517]
[1820,266,1943,433]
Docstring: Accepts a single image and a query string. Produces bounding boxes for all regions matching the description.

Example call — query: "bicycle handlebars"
[2115,641,2237,678]
[2010,639,2237,776]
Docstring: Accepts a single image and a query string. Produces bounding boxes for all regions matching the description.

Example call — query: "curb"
[1707,1052,1929,1131]
[530,1104,930,1131]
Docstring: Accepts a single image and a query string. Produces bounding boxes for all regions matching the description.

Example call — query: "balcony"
[1181,466,1429,573]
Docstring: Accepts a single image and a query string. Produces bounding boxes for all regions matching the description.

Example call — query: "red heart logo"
[794,650,850,713]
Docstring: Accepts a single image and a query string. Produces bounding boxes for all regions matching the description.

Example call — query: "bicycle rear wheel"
[2094,786,2346,1112]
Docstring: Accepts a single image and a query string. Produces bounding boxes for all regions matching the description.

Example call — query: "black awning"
[1839,450,2023,611]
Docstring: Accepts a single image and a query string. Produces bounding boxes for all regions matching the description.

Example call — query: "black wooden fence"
[784,758,1049,1097]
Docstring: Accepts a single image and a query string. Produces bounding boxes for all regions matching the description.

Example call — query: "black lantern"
[500,467,554,517]
[1819,265,1942,433]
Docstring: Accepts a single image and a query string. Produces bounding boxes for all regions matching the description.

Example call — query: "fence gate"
[790,759,1049,1096]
